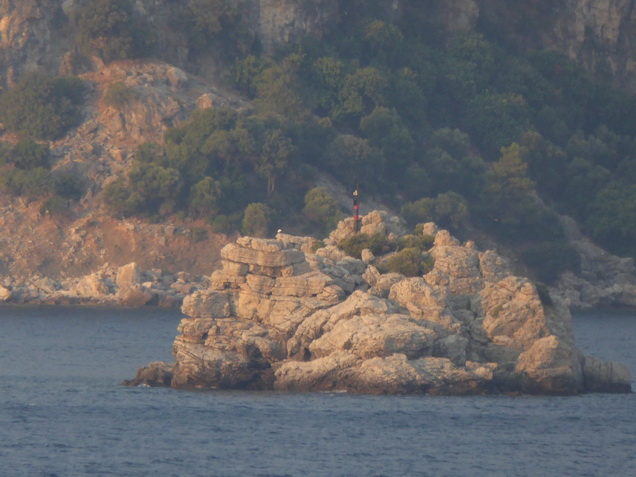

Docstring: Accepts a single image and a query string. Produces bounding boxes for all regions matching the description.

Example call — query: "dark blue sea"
[0,306,634,477]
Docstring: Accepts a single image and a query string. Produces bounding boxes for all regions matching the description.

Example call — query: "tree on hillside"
[401,192,469,232]
[420,128,487,199]
[325,135,385,190]
[255,129,296,195]
[189,176,223,218]
[175,0,248,57]
[360,19,405,65]
[359,107,415,179]
[489,143,534,198]
[437,33,498,108]
[127,162,184,216]
[255,54,307,121]
[243,203,273,237]
[464,92,530,158]
[333,67,388,125]
[585,183,636,257]
[309,56,348,115]
[0,73,85,140]
[75,0,153,62]
[480,143,535,238]
[303,187,342,236]
[11,139,50,170]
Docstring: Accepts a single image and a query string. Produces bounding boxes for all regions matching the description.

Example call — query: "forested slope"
[0,0,635,302]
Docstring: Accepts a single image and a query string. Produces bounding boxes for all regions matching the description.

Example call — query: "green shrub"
[40,196,72,217]
[189,176,222,217]
[211,213,241,234]
[10,139,50,170]
[76,0,153,62]
[401,192,469,231]
[0,73,85,140]
[128,162,184,215]
[310,240,325,253]
[233,55,270,98]
[325,134,385,189]
[189,226,209,243]
[242,202,273,237]
[104,81,134,109]
[0,167,53,200]
[103,178,142,216]
[54,173,84,200]
[337,232,395,259]
[397,233,434,252]
[522,242,581,284]
[303,187,342,236]
[377,248,434,276]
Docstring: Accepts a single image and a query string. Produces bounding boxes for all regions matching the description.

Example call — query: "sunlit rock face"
[129,213,632,395]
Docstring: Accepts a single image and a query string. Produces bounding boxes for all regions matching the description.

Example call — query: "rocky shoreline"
[0,262,209,308]
[125,212,632,395]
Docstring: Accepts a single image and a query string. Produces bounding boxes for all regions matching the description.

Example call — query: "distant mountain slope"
[0,0,634,310]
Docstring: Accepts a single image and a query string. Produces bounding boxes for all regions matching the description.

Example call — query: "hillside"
[0,0,635,309]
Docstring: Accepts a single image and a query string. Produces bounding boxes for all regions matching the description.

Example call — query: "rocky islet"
[126,212,633,395]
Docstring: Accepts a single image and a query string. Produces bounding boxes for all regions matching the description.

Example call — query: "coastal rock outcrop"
[0,261,210,307]
[127,212,632,395]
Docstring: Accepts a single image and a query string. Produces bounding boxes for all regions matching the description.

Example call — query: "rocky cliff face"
[3,1,636,89]
[0,0,70,86]
[126,212,632,395]
[250,0,340,53]
[0,0,340,87]
[476,0,636,91]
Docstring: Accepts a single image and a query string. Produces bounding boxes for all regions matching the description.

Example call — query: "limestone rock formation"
[0,0,341,87]
[128,212,632,395]
[325,210,407,246]
[0,261,210,307]
[0,284,12,301]
[475,0,636,91]
[251,0,340,54]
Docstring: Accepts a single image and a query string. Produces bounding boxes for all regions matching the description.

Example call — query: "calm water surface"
[0,305,634,477]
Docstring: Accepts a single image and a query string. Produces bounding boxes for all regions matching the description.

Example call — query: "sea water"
[0,305,634,477]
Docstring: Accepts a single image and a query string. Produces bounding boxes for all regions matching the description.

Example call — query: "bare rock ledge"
[125,212,632,395]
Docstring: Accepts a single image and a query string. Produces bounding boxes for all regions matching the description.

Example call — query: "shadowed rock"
[123,361,173,387]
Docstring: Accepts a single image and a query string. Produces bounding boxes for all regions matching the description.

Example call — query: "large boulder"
[117,284,154,306]
[70,274,111,299]
[515,336,584,394]
[123,361,173,387]
[116,262,143,289]
[0,285,12,301]
[582,355,633,393]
